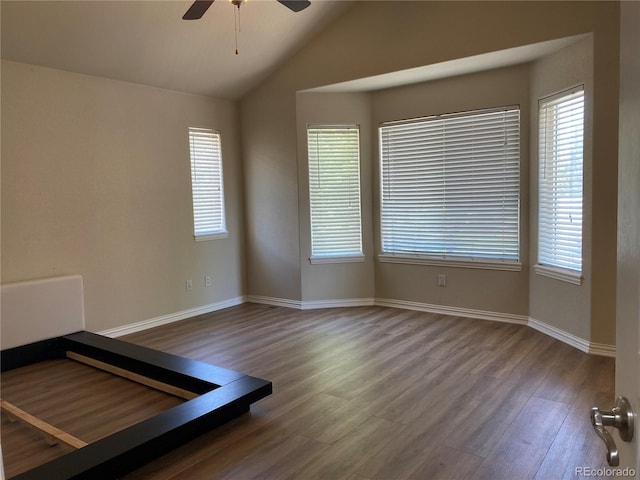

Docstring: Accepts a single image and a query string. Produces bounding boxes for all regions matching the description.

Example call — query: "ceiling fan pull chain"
[234,4,239,55]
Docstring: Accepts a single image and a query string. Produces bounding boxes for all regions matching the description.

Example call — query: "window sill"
[194,231,228,242]
[378,254,521,271]
[534,264,583,285]
[309,254,365,265]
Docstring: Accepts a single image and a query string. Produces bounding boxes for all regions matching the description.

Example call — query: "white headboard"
[1,275,85,350]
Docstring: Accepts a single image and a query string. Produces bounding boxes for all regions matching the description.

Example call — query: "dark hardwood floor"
[2,304,615,479]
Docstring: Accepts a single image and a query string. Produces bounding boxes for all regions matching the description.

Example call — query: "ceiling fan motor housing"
[183,0,310,20]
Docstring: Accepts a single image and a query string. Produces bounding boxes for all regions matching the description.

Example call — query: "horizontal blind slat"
[189,127,227,237]
[308,126,363,257]
[538,89,584,272]
[380,108,520,262]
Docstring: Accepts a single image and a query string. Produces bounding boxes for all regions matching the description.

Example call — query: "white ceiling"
[1,0,352,99]
[2,1,588,101]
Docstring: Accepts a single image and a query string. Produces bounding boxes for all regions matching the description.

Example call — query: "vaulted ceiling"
[1,0,352,99]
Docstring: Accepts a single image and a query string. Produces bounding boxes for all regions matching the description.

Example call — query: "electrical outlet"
[438,274,447,287]
[205,276,212,287]
[186,279,193,291]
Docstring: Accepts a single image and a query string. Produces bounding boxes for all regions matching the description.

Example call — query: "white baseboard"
[246,295,374,310]
[96,294,616,358]
[96,296,246,338]
[527,317,615,357]
[248,296,614,357]
[587,342,616,358]
[375,300,615,357]
[375,297,529,325]
[527,317,591,353]
[302,298,375,309]
[246,295,303,309]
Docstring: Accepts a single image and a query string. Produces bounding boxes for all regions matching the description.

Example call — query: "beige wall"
[1,61,245,332]
[242,1,620,345]
[371,65,530,315]
[529,36,594,342]
[241,82,301,301]
[1,1,621,349]
[528,8,620,348]
[587,4,620,347]
[296,92,375,303]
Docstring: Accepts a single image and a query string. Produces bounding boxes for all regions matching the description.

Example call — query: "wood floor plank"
[534,354,616,480]
[369,443,484,480]
[534,406,613,480]
[213,434,330,480]
[441,375,540,458]
[290,416,405,480]
[2,304,615,479]
[300,397,382,445]
[120,305,615,480]
[473,396,571,479]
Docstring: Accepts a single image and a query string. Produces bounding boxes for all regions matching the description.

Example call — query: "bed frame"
[1,330,272,480]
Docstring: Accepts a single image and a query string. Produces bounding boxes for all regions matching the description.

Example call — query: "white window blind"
[379,107,520,266]
[307,125,363,262]
[188,127,227,241]
[537,87,584,275]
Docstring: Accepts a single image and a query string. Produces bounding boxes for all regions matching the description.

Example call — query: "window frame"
[307,124,364,264]
[188,127,228,242]
[378,106,522,271]
[535,86,585,285]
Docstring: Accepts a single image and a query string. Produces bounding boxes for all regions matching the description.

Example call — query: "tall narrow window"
[379,107,521,269]
[536,87,584,283]
[188,127,227,241]
[307,125,363,263]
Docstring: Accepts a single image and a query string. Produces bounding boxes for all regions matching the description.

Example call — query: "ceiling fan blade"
[277,0,311,12]
[183,0,215,20]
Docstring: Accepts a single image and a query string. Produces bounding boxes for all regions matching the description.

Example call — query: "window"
[536,87,584,284]
[379,107,520,269]
[188,127,227,241]
[307,125,363,263]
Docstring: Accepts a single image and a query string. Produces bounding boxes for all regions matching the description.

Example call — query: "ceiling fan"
[182,0,311,20]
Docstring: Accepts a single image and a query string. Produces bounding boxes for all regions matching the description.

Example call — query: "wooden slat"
[65,351,199,400]
[0,399,87,449]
